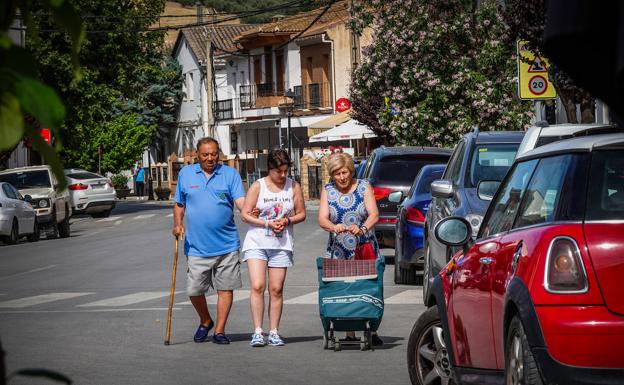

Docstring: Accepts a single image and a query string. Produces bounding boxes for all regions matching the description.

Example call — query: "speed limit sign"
[528,75,548,95]
[517,40,557,99]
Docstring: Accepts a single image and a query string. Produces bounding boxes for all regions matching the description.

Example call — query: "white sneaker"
[268,332,285,346]
[250,333,266,347]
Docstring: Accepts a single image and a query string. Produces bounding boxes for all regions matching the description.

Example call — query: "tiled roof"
[236,0,350,41]
[181,24,257,61]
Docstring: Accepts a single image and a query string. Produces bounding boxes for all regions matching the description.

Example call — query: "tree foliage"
[349,0,533,147]
[502,0,594,123]
[23,0,184,174]
[1,0,85,189]
[178,0,321,23]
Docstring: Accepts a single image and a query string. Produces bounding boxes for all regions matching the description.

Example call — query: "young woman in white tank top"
[241,149,306,347]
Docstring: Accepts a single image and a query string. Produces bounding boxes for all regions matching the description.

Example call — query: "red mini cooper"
[409,134,624,385]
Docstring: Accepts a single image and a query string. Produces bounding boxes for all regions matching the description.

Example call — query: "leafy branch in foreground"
[0,0,85,190]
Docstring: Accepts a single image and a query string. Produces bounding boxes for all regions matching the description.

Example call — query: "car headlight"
[465,214,483,237]
[38,199,49,208]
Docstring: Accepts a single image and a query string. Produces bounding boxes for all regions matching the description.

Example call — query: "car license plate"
[92,184,105,189]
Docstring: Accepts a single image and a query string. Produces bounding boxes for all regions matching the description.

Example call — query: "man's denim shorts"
[242,249,294,268]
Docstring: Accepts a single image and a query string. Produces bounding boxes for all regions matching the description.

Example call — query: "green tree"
[349,0,532,147]
[179,0,320,23]
[26,0,183,174]
[0,0,85,190]
[503,0,595,123]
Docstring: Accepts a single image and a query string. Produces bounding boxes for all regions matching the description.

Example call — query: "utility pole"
[206,31,214,138]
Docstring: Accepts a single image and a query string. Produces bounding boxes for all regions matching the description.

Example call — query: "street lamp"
[283,88,296,176]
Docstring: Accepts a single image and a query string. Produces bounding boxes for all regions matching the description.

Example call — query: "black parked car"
[423,129,524,302]
[361,146,452,249]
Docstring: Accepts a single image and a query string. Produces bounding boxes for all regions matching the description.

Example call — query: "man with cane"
[172,137,245,344]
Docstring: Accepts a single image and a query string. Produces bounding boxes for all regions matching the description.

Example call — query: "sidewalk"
[120,195,320,209]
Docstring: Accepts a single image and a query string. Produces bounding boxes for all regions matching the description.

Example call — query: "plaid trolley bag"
[317,256,385,351]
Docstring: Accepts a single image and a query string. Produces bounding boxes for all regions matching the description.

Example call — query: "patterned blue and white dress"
[324,179,379,260]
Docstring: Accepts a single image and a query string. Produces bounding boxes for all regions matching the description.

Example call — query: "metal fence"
[308,165,322,199]
[293,82,331,109]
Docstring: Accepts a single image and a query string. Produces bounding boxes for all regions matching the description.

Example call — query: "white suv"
[516,122,620,157]
[0,165,71,238]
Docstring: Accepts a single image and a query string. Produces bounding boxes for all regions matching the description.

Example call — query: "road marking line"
[0,307,181,314]
[96,216,121,222]
[133,214,156,220]
[0,293,94,308]
[166,213,173,217]
[384,289,423,305]
[284,291,318,304]
[77,291,174,307]
[177,290,251,305]
[114,220,122,225]
[0,265,57,281]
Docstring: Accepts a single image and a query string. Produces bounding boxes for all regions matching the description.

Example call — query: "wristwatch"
[360,225,368,234]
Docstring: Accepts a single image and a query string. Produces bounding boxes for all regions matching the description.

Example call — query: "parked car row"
[398,126,624,385]
[0,165,118,244]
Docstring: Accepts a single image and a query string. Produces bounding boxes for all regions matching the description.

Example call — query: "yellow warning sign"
[517,40,557,100]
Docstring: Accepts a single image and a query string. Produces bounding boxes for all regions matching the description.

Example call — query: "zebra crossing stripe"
[96,216,121,222]
[77,291,174,307]
[0,293,94,308]
[133,214,155,220]
[384,289,423,304]
[177,290,251,305]
[284,291,318,304]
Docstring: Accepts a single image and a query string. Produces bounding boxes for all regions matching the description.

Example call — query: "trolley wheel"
[367,331,374,351]
[334,342,341,352]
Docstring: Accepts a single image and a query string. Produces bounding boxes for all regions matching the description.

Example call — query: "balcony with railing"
[214,99,233,121]
[239,82,286,109]
[293,82,331,109]
[239,82,332,111]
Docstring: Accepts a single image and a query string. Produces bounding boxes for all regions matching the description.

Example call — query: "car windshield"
[0,170,51,189]
[66,172,103,180]
[416,170,444,195]
[586,150,624,221]
[373,155,450,184]
[467,144,518,187]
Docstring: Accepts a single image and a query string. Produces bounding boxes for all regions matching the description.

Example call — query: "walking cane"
[164,235,179,345]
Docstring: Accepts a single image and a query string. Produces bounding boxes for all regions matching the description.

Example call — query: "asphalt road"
[0,200,426,385]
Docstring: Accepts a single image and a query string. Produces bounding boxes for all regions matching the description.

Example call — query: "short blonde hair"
[327,153,355,178]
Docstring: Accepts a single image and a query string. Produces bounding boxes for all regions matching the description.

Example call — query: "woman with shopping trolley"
[318,152,383,346]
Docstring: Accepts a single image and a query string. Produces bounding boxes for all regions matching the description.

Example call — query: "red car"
[408,134,624,385]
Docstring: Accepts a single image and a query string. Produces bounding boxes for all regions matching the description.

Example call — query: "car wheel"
[5,219,19,245]
[27,220,40,242]
[408,306,455,385]
[58,208,71,238]
[91,209,111,219]
[505,316,543,385]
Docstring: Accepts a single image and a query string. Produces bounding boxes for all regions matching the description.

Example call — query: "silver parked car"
[0,182,39,244]
[0,165,71,238]
[64,169,116,218]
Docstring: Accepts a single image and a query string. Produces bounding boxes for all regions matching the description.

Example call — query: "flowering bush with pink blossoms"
[349,0,533,147]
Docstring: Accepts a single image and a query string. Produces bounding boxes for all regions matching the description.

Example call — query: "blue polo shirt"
[174,163,245,257]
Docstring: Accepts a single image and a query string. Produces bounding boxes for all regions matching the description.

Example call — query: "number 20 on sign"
[517,40,557,100]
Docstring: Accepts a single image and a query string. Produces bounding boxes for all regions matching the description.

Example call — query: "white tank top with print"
[242,177,295,252]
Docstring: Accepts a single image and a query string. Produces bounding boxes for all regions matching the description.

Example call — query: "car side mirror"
[388,191,403,203]
[477,180,500,201]
[430,179,454,199]
[23,195,32,202]
[434,217,472,248]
